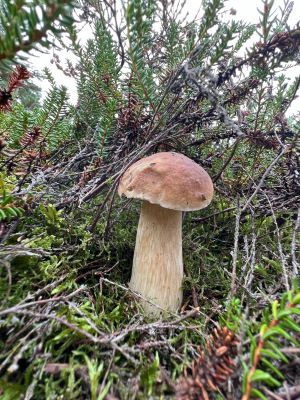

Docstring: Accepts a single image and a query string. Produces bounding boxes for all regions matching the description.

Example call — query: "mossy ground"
[1,192,298,400]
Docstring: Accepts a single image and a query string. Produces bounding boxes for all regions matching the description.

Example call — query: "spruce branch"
[0,0,76,64]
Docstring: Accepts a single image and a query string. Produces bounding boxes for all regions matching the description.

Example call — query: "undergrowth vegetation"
[0,0,299,399]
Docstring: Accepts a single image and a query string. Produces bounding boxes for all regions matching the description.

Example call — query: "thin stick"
[213,138,241,182]
[263,190,290,291]
[291,208,300,276]
[230,197,241,297]
[241,146,287,213]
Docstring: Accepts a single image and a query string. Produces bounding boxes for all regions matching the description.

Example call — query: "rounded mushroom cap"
[118,152,214,211]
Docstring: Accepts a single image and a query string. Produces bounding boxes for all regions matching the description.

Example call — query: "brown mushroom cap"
[118,152,214,211]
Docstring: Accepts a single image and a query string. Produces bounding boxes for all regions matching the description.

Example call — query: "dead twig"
[291,208,300,276]
[241,146,288,213]
[230,196,241,297]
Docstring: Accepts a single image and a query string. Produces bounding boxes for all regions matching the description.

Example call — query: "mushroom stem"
[129,200,183,315]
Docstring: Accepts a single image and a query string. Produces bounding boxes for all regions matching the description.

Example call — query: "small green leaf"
[277,309,295,319]
[259,323,268,336]
[250,388,268,400]
[260,357,284,379]
[260,348,281,360]
[250,335,257,362]
[252,369,281,387]
[97,379,112,400]
[141,352,160,395]
[0,209,7,220]
[6,207,18,217]
[263,326,292,341]
[242,361,249,392]
[287,290,293,304]
[281,317,300,333]
[292,293,300,305]
[272,300,278,319]
[287,307,300,316]
[280,292,289,309]
[251,369,272,382]
[267,341,288,363]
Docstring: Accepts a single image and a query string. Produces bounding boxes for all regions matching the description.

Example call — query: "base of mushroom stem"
[129,281,182,317]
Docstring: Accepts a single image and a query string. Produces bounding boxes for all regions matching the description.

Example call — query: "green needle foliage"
[0,0,76,69]
[72,20,121,148]
[2,86,72,150]
[242,287,300,400]
[0,0,300,399]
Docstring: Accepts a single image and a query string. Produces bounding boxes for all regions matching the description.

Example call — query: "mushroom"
[118,152,213,316]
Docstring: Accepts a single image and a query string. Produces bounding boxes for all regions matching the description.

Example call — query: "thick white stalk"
[129,200,183,316]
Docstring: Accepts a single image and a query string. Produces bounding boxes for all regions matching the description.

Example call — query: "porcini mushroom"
[118,152,213,316]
